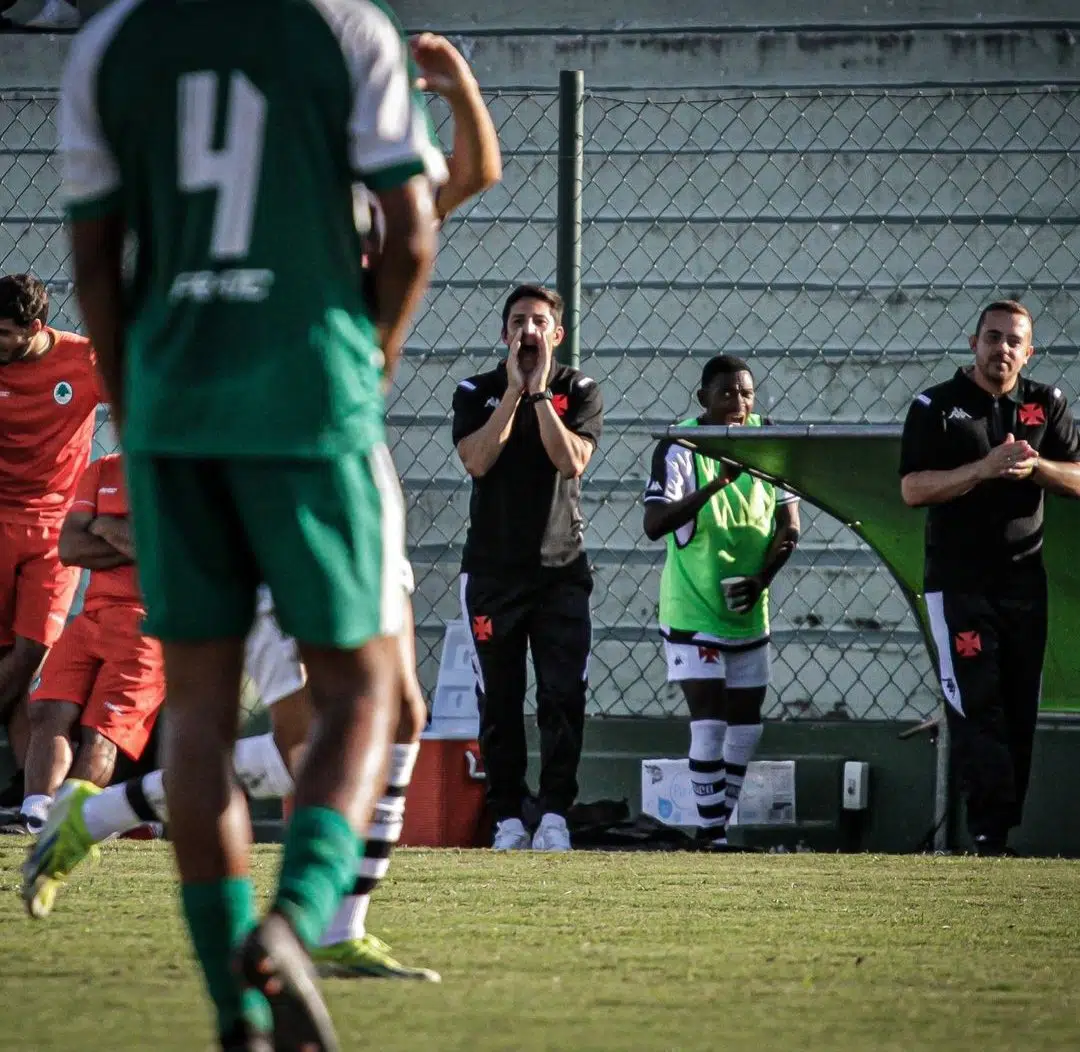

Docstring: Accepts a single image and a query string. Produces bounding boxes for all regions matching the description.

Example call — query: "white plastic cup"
[721,575,751,613]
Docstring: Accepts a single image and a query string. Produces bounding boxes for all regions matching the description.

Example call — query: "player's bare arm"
[58,509,132,570]
[87,514,135,560]
[643,471,729,541]
[372,177,438,381]
[70,214,126,428]
[724,500,802,613]
[412,33,502,223]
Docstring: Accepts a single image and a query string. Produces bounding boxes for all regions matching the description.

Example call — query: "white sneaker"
[531,813,571,852]
[492,818,531,851]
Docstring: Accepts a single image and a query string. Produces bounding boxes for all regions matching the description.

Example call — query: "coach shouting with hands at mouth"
[451,283,603,853]
[900,300,1080,856]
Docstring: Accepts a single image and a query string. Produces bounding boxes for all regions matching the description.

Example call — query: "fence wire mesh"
[3,84,1078,722]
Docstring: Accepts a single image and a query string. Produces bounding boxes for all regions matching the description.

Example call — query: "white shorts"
[661,629,770,688]
[245,563,416,710]
[245,586,307,708]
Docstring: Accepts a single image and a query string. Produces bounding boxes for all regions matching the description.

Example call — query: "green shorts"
[125,445,406,647]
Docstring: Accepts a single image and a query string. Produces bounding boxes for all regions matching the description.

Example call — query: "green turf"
[1,843,1079,1051]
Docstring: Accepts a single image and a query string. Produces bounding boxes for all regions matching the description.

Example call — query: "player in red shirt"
[2,453,165,833]
[0,274,102,802]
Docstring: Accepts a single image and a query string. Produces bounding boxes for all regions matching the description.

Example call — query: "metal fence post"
[556,69,584,368]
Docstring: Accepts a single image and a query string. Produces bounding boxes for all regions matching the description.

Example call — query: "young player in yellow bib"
[643,356,800,849]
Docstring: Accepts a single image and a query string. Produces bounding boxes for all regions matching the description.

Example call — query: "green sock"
[180,878,272,1037]
[274,805,360,948]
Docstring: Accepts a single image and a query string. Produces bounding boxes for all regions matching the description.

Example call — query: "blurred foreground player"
[0,274,102,803]
[27,31,500,987]
[58,1,445,1049]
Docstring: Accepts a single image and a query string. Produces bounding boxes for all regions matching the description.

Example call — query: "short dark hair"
[501,283,564,333]
[700,354,752,390]
[974,299,1033,340]
[0,274,48,327]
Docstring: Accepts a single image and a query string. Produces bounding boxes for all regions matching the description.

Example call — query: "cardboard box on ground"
[641,758,797,828]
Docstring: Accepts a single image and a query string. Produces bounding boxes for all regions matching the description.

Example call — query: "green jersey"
[644,415,798,641]
[59,0,446,458]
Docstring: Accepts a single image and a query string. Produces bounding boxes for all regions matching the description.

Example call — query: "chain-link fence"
[3,83,1078,723]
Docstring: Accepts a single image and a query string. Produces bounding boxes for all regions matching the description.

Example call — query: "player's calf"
[68,727,118,787]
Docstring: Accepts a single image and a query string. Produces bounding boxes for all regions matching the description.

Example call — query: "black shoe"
[973,835,1017,857]
[0,812,42,836]
[234,912,339,1052]
[220,1021,273,1052]
[0,771,25,809]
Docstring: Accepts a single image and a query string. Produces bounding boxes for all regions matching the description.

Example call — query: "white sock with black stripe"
[724,723,764,821]
[320,741,419,946]
[688,719,728,843]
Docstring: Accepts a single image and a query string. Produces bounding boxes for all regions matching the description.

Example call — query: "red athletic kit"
[0,329,102,647]
[31,455,165,760]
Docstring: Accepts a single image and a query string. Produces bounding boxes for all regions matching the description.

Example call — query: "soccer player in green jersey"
[27,30,501,989]
[643,356,801,849]
[56,2,446,1049]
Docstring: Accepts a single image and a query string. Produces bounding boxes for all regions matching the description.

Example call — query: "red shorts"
[0,521,81,648]
[31,604,165,760]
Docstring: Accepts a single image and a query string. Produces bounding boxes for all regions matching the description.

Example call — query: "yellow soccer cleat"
[311,933,441,982]
[20,779,102,919]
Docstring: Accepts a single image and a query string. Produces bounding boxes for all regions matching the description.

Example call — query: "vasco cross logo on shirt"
[954,631,982,658]
[552,393,569,417]
[53,381,73,406]
[1019,402,1046,426]
[471,615,493,642]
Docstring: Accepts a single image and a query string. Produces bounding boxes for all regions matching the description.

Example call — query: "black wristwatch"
[524,390,553,404]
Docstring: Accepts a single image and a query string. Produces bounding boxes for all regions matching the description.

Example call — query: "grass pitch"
[1,843,1078,1051]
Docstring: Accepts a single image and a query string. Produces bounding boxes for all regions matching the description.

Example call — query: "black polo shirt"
[899,368,1080,592]
[451,361,603,575]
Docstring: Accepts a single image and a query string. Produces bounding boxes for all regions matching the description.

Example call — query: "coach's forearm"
[1032,458,1080,499]
[535,401,593,479]
[456,389,519,477]
[900,463,984,507]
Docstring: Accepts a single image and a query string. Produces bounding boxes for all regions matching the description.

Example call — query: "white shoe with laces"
[492,818,531,851]
[531,813,571,852]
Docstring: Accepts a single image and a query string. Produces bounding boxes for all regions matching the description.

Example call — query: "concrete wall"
[2,7,1079,721]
